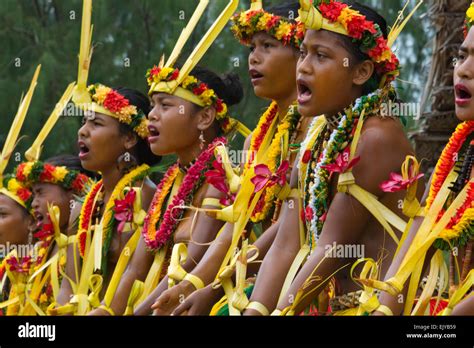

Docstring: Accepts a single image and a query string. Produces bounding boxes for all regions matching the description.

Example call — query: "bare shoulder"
[352,116,415,195]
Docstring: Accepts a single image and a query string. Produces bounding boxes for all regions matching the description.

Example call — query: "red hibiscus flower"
[205,159,235,206]
[251,160,289,193]
[103,90,129,113]
[379,170,424,193]
[321,147,360,174]
[114,190,136,234]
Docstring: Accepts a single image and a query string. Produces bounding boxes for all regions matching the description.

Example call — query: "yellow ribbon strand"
[165,0,210,68]
[25,82,76,161]
[297,0,348,35]
[124,280,144,316]
[387,0,424,48]
[73,0,94,105]
[168,243,189,288]
[0,64,41,179]
[441,270,474,316]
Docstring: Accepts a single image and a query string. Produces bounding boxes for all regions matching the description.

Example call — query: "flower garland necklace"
[245,101,279,170]
[143,137,227,251]
[424,121,474,250]
[251,103,302,223]
[77,164,150,263]
[305,88,387,249]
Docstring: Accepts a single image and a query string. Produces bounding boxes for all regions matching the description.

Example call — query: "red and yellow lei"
[425,121,474,249]
[77,164,150,259]
[249,103,301,222]
[143,137,227,251]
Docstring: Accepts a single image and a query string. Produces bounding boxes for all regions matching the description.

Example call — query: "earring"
[28,229,33,244]
[199,130,206,150]
[117,152,138,175]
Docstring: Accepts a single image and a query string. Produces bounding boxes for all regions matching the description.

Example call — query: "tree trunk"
[411,0,470,175]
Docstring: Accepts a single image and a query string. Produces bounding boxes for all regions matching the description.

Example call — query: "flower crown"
[15,161,90,195]
[146,66,236,134]
[464,2,474,37]
[231,9,305,48]
[301,0,399,85]
[1,176,33,211]
[86,84,149,139]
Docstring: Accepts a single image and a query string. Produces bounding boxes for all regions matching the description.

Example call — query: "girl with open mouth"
[149,1,316,316]
[375,2,474,317]
[244,0,423,316]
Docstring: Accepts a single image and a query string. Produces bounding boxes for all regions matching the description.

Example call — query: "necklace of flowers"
[245,101,279,170]
[250,103,302,223]
[305,89,386,249]
[143,137,227,251]
[423,121,474,250]
[77,164,150,260]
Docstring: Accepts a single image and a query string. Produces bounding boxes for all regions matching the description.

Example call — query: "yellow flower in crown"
[92,85,111,104]
[86,84,149,139]
[200,89,215,105]
[159,67,176,81]
[182,76,198,89]
[337,7,358,29]
[275,22,292,41]
[52,166,68,182]
[239,11,250,26]
[257,12,272,31]
[23,161,34,178]
[117,105,136,124]
[134,122,149,139]
[7,178,22,192]
[467,3,474,23]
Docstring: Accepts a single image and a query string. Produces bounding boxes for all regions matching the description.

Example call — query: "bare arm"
[138,183,226,315]
[375,174,434,315]
[243,166,302,315]
[56,203,82,305]
[277,122,413,314]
